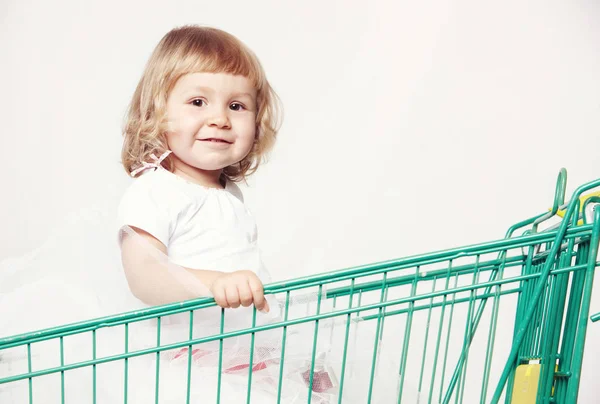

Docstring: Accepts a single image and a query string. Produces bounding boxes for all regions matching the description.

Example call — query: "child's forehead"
[172,72,257,95]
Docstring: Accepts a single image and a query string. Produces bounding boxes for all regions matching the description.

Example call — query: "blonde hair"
[121,25,281,182]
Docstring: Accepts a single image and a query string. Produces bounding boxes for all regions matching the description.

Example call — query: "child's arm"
[120,227,269,312]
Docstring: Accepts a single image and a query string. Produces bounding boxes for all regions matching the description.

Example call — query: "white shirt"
[117,168,264,275]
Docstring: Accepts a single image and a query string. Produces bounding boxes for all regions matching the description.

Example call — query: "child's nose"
[207,107,231,129]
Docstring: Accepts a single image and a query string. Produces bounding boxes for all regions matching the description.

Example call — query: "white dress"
[0,168,359,403]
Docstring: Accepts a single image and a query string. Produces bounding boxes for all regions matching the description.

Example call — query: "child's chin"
[190,162,234,172]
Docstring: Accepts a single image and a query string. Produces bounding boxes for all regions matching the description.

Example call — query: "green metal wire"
[418,276,437,395]
[480,250,507,403]
[217,309,225,404]
[367,272,388,402]
[428,262,452,404]
[338,279,355,403]
[457,256,481,404]
[397,266,419,404]
[555,243,588,402]
[277,291,291,404]
[565,208,600,401]
[27,343,33,404]
[246,307,258,404]
[539,243,572,401]
[93,330,97,404]
[307,284,323,404]
[154,318,161,404]
[327,255,526,299]
[124,322,129,404]
[439,274,459,404]
[60,336,64,404]
[186,310,194,404]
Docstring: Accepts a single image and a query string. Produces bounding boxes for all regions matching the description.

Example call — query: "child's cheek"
[180,114,203,131]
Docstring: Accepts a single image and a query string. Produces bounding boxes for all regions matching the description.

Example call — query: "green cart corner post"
[1,168,600,403]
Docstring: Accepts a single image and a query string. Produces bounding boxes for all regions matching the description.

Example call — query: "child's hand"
[209,270,270,313]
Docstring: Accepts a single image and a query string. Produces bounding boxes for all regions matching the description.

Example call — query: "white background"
[1,0,599,402]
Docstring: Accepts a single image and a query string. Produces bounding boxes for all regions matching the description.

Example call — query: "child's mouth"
[200,138,232,144]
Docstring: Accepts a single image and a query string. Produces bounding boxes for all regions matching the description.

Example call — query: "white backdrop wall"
[1,0,599,401]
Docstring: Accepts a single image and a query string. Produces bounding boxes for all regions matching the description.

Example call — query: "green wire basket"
[1,169,599,403]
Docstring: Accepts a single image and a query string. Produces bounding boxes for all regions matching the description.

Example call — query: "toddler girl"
[118,25,279,315]
[115,25,324,402]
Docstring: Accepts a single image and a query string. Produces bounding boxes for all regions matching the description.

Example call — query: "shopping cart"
[1,168,599,403]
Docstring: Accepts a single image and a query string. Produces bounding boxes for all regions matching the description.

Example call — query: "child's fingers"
[239,281,254,307]
[225,284,241,309]
[248,277,268,313]
[212,286,229,308]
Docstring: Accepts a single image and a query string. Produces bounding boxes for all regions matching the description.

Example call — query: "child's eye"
[191,99,205,107]
[229,102,245,111]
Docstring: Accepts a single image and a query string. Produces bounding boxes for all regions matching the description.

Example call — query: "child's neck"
[171,161,225,189]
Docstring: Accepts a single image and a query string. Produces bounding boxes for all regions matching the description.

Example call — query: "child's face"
[165,72,257,174]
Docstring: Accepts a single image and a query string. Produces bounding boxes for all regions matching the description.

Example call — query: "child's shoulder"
[119,169,191,212]
[122,168,175,196]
